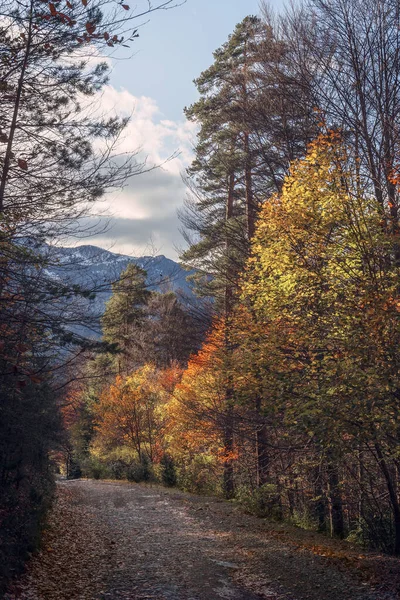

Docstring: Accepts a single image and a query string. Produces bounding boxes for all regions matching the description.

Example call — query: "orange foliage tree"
[165,322,238,492]
[93,364,181,467]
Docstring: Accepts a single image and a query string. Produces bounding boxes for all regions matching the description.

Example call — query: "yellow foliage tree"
[238,131,400,547]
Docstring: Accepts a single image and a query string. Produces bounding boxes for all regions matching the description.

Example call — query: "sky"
[84,0,283,260]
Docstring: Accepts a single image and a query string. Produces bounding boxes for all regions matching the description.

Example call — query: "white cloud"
[81,85,198,259]
[91,85,197,174]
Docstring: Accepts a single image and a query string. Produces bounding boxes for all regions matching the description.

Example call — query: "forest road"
[5,480,397,600]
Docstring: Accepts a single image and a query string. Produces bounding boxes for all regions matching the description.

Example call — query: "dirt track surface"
[5,480,398,600]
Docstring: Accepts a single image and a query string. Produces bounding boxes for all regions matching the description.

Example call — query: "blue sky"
[86,0,284,259]
[111,0,281,121]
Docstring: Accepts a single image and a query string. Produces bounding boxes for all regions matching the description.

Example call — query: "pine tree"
[181,17,264,301]
[180,15,314,497]
[101,264,150,373]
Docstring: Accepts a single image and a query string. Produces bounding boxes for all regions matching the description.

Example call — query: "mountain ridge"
[42,243,197,338]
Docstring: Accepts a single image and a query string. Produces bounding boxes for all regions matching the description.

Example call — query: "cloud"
[79,85,197,259]
[79,213,186,259]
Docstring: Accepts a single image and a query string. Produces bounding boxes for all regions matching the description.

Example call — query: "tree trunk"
[223,391,235,500]
[375,442,400,554]
[314,464,326,532]
[244,131,256,240]
[0,1,34,212]
[327,461,345,538]
[255,395,269,487]
[222,171,236,499]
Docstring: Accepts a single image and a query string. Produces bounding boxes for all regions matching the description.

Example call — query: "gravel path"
[5,480,399,600]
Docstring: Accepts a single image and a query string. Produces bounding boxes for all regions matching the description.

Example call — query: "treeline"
[0,0,176,594]
[67,0,400,556]
[60,264,206,481]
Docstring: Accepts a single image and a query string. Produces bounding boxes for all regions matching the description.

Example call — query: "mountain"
[42,244,197,338]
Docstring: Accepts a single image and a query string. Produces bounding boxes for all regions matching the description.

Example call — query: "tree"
[101,263,150,373]
[0,0,179,365]
[0,332,61,594]
[240,131,400,548]
[181,17,262,302]
[93,364,181,468]
[281,0,400,259]
[181,17,263,497]
[166,323,230,494]
[134,291,205,368]
[180,15,315,497]
[181,14,314,300]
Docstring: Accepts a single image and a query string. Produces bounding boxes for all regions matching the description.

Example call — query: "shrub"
[160,453,177,487]
[177,455,220,495]
[126,456,154,483]
[235,484,283,519]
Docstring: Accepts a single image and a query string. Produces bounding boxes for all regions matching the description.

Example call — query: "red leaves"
[46,1,74,26]
[16,343,28,354]
[85,21,96,35]
[18,158,28,171]
[43,0,128,45]
[105,34,119,47]
[58,12,73,25]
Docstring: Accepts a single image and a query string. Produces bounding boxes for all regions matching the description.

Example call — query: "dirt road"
[5,480,398,600]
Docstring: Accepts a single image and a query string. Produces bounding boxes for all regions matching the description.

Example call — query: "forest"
[2,0,400,596]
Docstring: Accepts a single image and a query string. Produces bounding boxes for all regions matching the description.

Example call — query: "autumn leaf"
[86,22,96,34]
[18,158,28,171]
[122,4,130,9]
[16,343,28,353]
[58,12,73,24]
[49,2,57,15]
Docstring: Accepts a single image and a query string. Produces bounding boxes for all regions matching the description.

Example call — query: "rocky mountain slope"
[42,244,197,338]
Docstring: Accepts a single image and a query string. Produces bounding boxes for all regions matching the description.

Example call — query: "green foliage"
[348,514,396,555]
[289,508,320,532]
[180,17,264,303]
[87,458,110,481]
[177,455,221,496]
[102,264,150,372]
[235,485,282,519]
[160,453,177,487]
